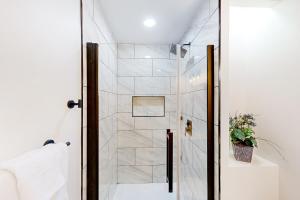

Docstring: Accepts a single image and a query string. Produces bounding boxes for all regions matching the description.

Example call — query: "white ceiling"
[97,0,204,44]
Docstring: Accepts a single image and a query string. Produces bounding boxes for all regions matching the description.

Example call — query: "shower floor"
[113,183,176,200]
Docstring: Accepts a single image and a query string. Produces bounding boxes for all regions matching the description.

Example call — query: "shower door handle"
[166,129,173,193]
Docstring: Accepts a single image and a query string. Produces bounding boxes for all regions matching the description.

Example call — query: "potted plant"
[229,113,258,163]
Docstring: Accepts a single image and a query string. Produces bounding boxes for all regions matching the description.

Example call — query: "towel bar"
[43,139,71,146]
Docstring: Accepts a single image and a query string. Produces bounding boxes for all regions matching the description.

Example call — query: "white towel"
[0,143,69,200]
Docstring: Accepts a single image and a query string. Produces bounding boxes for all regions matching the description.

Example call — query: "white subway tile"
[108,93,117,115]
[135,45,170,59]
[191,117,207,153]
[99,65,113,92]
[165,95,177,112]
[117,77,134,94]
[153,59,177,76]
[99,92,109,118]
[118,166,152,184]
[134,114,170,130]
[108,134,117,160]
[135,77,170,95]
[181,138,193,166]
[153,130,166,147]
[210,0,219,15]
[99,117,113,149]
[153,165,166,183]
[182,93,193,116]
[171,77,177,95]
[118,44,134,58]
[192,144,207,180]
[118,59,152,76]
[117,95,132,113]
[169,112,177,130]
[117,113,134,130]
[136,148,166,165]
[192,90,207,121]
[118,130,152,148]
[118,148,136,166]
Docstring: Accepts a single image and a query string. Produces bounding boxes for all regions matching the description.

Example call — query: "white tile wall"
[118,59,152,77]
[135,77,170,95]
[117,77,134,94]
[117,113,134,131]
[134,114,170,130]
[135,45,170,59]
[171,77,177,95]
[117,44,134,58]
[209,0,219,14]
[136,148,166,165]
[153,165,166,183]
[153,59,177,76]
[118,148,136,166]
[117,95,132,113]
[153,130,166,147]
[99,65,114,92]
[192,90,207,121]
[118,166,152,184]
[118,130,152,148]
[165,95,177,112]
[117,44,177,184]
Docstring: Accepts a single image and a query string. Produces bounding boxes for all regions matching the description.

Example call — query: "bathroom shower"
[82,0,220,200]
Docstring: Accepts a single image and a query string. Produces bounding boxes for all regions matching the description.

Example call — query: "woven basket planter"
[233,144,254,163]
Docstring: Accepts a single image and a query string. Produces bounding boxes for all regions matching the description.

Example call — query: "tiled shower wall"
[117,44,177,184]
[82,0,118,200]
[179,0,219,200]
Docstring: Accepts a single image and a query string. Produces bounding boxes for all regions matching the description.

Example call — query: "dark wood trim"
[86,42,99,200]
[207,45,215,200]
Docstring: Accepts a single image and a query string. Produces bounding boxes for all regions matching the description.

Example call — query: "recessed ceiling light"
[143,18,156,28]
[144,55,152,58]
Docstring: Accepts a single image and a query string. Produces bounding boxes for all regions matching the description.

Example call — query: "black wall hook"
[67,99,82,109]
[43,139,71,146]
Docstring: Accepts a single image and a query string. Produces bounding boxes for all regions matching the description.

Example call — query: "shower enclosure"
[81,0,220,200]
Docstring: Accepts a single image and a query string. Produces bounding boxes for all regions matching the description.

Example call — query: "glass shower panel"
[179,1,220,200]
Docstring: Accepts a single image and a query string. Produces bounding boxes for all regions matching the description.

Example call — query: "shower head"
[170,43,190,58]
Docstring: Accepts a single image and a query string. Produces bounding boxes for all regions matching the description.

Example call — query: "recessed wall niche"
[132,96,165,117]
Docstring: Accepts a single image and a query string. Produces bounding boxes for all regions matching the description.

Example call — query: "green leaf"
[244,139,252,146]
[232,129,246,141]
[244,128,254,137]
[250,137,258,147]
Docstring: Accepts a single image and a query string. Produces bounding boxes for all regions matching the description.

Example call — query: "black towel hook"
[43,139,71,146]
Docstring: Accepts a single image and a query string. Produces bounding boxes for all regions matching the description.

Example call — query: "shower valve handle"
[67,99,82,109]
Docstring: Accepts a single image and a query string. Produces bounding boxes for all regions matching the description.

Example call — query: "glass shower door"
[179,4,220,200]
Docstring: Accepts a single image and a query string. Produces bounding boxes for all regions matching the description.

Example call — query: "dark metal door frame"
[207,45,215,200]
[166,129,173,193]
[86,42,99,200]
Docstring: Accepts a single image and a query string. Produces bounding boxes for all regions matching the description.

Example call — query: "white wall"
[0,0,81,199]
[229,0,300,199]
